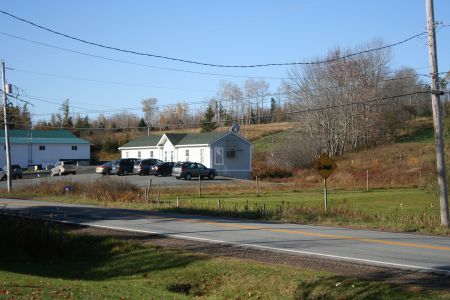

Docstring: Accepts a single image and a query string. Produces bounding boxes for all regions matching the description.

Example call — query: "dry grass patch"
[238,122,297,140]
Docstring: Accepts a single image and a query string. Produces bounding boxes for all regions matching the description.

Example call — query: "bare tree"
[244,79,269,124]
[217,81,243,126]
[142,98,158,135]
[287,42,391,156]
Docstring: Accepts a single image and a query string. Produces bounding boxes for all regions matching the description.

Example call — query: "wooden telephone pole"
[426,0,449,226]
[1,61,12,192]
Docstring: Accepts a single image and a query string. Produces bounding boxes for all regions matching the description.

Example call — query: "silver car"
[51,161,77,176]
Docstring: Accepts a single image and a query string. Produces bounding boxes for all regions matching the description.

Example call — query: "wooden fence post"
[256,176,260,197]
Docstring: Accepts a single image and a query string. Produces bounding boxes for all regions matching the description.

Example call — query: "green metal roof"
[0,130,90,144]
[120,135,163,148]
[174,132,228,145]
[164,133,189,145]
[120,132,242,149]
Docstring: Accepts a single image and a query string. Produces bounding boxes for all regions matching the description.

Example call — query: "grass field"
[4,178,449,235]
[0,216,446,299]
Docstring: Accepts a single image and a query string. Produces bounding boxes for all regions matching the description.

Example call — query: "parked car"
[51,161,76,176]
[133,158,163,175]
[172,162,217,180]
[0,165,23,180]
[96,161,113,175]
[150,161,174,176]
[110,158,137,176]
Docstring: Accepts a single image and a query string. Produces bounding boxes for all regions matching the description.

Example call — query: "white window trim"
[215,147,224,165]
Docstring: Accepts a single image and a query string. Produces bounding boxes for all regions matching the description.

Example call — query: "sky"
[0,0,449,123]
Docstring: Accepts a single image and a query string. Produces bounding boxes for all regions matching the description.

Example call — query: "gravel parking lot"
[0,166,242,189]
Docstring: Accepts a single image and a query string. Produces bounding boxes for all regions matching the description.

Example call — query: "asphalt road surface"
[2,197,450,275]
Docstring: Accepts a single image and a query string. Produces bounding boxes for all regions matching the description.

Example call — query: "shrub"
[252,160,293,179]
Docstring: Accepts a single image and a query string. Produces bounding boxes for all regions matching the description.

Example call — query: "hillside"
[251,118,443,190]
[81,117,444,191]
[81,122,298,162]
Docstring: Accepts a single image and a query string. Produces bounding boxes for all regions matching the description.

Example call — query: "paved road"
[2,197,450,274]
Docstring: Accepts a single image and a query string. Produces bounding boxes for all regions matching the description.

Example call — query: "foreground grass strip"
[0,216,448,299]
[1,179,449,235]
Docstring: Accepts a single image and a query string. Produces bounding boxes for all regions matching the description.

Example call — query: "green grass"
[0,216,446,299]
[154,188,446,233]
[6,185,449,235]
[252,127,302,152]
[396,127,434,144]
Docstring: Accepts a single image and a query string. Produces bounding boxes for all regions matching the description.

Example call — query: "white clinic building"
[119,132,252,179]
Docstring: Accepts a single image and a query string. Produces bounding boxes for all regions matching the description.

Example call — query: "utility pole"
[1,61,12,192]
[426,0,448,226]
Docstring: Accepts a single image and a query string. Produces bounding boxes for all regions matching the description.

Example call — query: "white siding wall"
[162,141,175,162]
[176,146,211,167]
[0,143,90,168]
[0,144,28,167]
[31,144,90,165]
[121,147,159,160]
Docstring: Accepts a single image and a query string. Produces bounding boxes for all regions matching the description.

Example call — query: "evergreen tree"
[201,106,217,132]
[138,118,147,131]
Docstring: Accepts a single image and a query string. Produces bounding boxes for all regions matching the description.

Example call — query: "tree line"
[3,40,449,162]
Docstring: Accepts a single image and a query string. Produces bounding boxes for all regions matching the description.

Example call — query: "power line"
[10,68,215,93]
[1,31,438,83]
[6,90,429,130]
[17,81,429,118]
[0,31,290,80]
[6,30,436,82]
[0,9,430,68]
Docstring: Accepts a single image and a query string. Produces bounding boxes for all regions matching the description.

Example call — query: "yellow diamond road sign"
[313,154,337,179]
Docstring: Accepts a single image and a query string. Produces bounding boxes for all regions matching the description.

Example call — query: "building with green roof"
[119,131,252,179]
[0,130,90,168]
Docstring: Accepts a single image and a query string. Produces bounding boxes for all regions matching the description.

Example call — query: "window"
[150,150,154,157]
[39,145,45,151]
[71,145,78,151]
[226,148,236,158]
[185,149,190,161]
[137,151,141,158]
[164,151,167,162]
[200,149,204,164]
[170,151,174,161]
[214,147,223,165]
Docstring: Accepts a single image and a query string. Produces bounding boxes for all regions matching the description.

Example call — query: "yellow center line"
[180,218,450,252]
[3,200,450,252]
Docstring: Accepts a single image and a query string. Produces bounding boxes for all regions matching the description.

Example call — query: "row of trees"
[287,42,432,157]
[6,40,448,163]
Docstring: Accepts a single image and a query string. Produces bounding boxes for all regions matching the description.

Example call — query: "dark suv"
[111,159,137,176]
[172,162,217,180]
[150,161,174,176]
[0,165,23,180]
[133,158,163,175]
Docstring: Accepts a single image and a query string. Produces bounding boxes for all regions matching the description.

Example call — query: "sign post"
[313,154,338,212]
